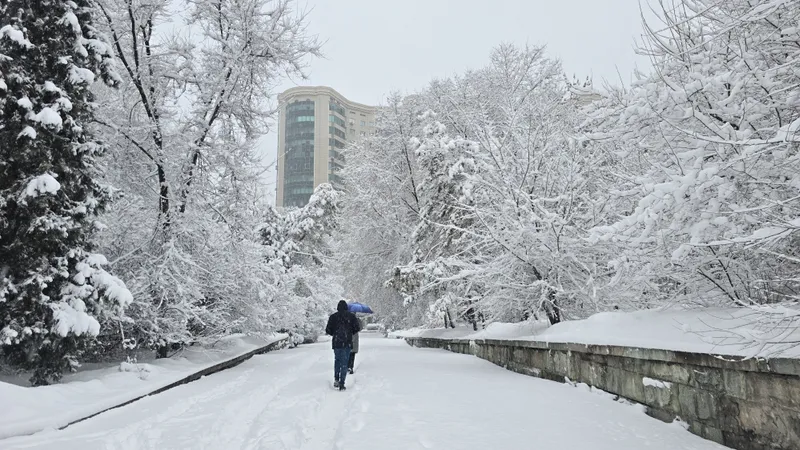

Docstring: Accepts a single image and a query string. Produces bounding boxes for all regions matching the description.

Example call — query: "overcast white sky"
[259,0,655,202]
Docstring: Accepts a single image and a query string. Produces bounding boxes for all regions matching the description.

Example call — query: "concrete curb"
[59,337,289,430]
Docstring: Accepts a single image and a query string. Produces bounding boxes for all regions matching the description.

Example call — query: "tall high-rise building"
[276,86,376,208]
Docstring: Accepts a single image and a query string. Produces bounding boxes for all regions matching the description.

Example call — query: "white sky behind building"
[259,0,657,203]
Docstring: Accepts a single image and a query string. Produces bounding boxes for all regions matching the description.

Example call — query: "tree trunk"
[444,309,455,329]
[156,345,169,359]
[544,289,562,325]
[464,306,477,331]
[157,164,170,229]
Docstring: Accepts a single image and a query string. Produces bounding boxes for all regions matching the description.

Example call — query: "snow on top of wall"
[526,307,800,358]
[395,307,800,359]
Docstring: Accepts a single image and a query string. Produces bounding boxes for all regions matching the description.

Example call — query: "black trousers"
[348,351,357,369]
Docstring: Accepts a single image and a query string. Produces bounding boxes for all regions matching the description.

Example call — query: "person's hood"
[337,300,348,312]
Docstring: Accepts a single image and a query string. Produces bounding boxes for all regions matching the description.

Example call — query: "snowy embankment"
[0,334,286,440]
[390,307,800,359]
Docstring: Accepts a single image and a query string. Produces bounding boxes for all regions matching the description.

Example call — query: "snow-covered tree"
[332,5,799,355]
[259,184,342,340]
[0,0,131,384]
[589,0,800,307]
[333,93,426,329]
[398,45,628,325]
[338,45,624,328]
[86,0,321,353]
[261,183,339,268]
[574,0,800,353]
[389,111,482,327]
[94,0,320,227]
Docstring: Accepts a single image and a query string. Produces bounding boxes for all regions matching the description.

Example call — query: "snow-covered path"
[3,335,726,450]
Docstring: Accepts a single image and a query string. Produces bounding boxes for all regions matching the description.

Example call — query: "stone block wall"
[405,337,800,450]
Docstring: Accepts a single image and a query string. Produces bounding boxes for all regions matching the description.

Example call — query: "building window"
[329,114,345,127]
[287,100,314,112]
[330,149,345,162]
[360,120,366,126]
[329,99,345,116]
[329,126,345,139]
[283,100,315,207]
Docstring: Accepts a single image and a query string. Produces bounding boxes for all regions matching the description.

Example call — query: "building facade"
[276,86,376,208]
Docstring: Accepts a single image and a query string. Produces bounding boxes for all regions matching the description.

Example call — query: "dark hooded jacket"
[325,300,361,349]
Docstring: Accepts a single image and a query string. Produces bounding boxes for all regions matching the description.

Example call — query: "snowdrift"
[0,334,286,440]
[392,307,800,359]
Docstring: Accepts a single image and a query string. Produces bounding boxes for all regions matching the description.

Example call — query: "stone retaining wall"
[405,337,800,450]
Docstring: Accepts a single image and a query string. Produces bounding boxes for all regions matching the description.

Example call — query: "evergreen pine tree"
[0,0,131,385]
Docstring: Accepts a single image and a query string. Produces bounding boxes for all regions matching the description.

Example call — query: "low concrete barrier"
[406,337,800,450]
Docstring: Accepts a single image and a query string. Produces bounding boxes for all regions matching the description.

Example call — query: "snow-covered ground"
[0,334,286,440]
[390,307,800,358]
[2,335,725,450]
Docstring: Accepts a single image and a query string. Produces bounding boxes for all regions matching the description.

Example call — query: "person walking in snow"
[347,317,363,374]
[325,300,361,390]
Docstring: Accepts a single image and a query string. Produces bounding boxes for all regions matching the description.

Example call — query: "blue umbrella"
[348,302,374,314]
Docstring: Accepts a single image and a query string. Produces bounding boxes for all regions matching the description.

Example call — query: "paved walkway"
[2,335,726,450]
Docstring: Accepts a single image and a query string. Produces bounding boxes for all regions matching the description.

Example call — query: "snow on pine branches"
[0,0,130,385]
